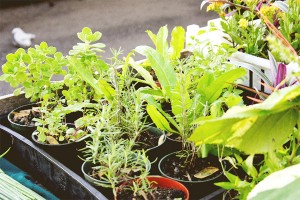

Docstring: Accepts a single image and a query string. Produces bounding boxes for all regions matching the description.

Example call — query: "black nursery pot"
[158,151,226,199]
[143,127,166,175]
[164,134,182,154]
[81,161,114,199]
[7,103,39,138]
[31,129,85,174]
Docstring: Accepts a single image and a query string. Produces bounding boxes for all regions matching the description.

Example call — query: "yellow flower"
[239,18,248,29]
[206,2,224,12]
[260,5,279,20]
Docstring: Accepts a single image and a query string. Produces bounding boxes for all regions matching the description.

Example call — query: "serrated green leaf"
[129,59,157,88]
[170,79,191,118]
[135,46,176,97]
[146,104,177,133]
[156,25,169,59]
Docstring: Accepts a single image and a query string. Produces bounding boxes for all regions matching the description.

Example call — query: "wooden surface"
[0,93,30,116]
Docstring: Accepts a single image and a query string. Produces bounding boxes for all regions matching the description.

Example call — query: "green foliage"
[216,154,268,200]
[189,85,300,154]
[279,0,300,55]
[0,42,67,102]
[66,27,109,104]
[220,14,267,58]
[135,26,185,100]
[248,163,300,200]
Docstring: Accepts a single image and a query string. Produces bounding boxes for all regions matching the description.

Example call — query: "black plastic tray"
[0,117,107,200]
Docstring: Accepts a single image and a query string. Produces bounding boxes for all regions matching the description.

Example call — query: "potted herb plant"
[0,42,67,135]
[81,113,151,199]
[140,36,246,198]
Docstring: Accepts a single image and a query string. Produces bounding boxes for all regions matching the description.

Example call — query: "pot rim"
[8,102,39,128]
[31,123,85,146]
[158,151,225,183]
[143,126,166,151]
[81,160,152,186]
[116,175,190,200]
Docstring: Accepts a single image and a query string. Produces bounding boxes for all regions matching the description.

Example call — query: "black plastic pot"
[31,127,85,175]
[7,103,38,138]
[0,120,107,200]
[81,161,115,199]
[142,126,166,174]
[81,160,152,200]
[158,151,226,199]
[164,134,182,154]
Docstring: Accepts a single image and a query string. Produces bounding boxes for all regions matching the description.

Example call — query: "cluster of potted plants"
[0,0,299,199]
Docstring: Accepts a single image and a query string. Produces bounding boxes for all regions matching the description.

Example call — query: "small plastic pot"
[115,176,189,200]
[7,103,39,137]
[142,127,166,174]
[82,159,152,199]
[31,126,85,174]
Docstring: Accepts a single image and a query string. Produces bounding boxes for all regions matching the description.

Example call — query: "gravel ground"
[0,0,217,96]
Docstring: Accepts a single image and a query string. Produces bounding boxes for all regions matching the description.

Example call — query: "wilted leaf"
[46,136,59,144]
[158,134,165,146]
[194,166,219,179]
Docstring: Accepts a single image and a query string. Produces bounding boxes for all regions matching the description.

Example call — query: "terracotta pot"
[115,176,189,200]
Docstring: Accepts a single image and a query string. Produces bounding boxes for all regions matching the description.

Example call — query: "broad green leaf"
[94,60,109,73]
[243,155,258,178]
[170,26,185,60]
[145,30,157,46]
[224,85,300,118]
[189,109,298,154]
[135,46,176,97]
[146,104,177,133]
[68,57,104,98]
[203,68,246,103]
[129,59,157,88]
[248,163,300,200]
[98,80,116,104]
[139,88,164,98]
[13,88,22,96]
[155,25,169,59]
[215,182,236,190]
[93,31,102,42]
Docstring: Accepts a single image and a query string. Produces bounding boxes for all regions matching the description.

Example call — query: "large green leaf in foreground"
[189,85,300,154]
[248,163,300,200]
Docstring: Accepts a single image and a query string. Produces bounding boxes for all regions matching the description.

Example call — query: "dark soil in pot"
[116,176,189,200]
[159,151,226,199]
[116,187,186,200]
[8,103,40,137]
[134,127,166,174]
